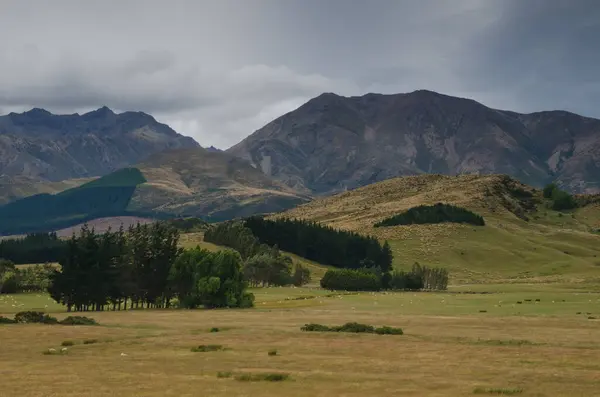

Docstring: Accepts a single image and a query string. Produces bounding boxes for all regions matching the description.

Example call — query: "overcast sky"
[1,0,598,148]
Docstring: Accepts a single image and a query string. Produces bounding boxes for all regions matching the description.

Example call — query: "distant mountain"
[0,106,199,183]
[228,90,600,194]
[0,147,309,235]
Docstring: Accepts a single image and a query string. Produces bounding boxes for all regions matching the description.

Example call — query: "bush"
[301,323,333,332]
[375,326,404,335]
[239,292,255,308]
[301,322,403,336]
[59,316,98,326]
[235,373,290,382]
[210,327,220,333]
[61,340,75,347]
[217,371,233,379]
[0,316,16,324]
[14,311,58,324]
[320,269,381,291]
[83,339,99,345]
[268,349,278,356]
[191,344,224,352]
[375,203,485,227]
[334,322,375,333]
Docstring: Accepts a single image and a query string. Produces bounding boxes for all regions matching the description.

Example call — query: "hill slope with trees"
[273,174,600,283]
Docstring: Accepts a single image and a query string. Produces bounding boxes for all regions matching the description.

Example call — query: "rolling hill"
[271,174,600,283]
[228,90,600,194]
[0,147,310,235]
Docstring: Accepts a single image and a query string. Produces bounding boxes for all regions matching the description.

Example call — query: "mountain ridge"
[228,90,600,194]
[0,106,199,183]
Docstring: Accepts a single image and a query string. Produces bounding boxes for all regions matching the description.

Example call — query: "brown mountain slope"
[128,147,311,221]
[228,90,600,194]
[0,106,198,183]
[272,174,600,283]
[0,175,93,205]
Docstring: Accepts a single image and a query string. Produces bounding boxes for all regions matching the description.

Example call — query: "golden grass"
[1,286,599,396]
[271,174,600,284]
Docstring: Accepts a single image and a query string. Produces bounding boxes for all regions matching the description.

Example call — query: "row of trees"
[244,217,393,272]
[0,233,66,265]
[49,223,180,311]
[375,203,485,227]
[320,263,449,292]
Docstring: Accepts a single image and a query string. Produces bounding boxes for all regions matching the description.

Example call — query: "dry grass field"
[2,174,600,396]
[1,286,600,397]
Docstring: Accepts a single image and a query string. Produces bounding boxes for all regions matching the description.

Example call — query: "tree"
[543,183,558,199]
[292,264,311,286]
[0,259,15,294]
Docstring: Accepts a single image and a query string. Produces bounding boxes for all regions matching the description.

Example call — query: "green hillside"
[0,168,148,235]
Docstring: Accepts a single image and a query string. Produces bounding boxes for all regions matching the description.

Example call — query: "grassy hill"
[129,147,310,220]
[272,174,600,284]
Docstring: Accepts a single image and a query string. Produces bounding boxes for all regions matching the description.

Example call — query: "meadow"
[2,284,599,397]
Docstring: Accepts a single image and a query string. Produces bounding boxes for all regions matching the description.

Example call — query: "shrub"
[301,323,333,332]
[191,344,224,352]
[83,339,99,345]
[375,203,485,227]
[334,322,375,333]
[61,340,75,347]
[210,327,220,333]
[217,371,233,379]
[14,311,58,324]
[268,349,278,356]
[59,316,98,326]
[235,373,290,382]
[0,316,16,324]
[375,326,404,335]
[301,322,404,336]
[473,387,523,395]
[320,269,381,291]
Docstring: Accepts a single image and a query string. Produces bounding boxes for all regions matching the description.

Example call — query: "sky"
[1,0,599,148]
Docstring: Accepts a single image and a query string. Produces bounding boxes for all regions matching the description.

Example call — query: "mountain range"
[229,90,600,195]
[2,90,600,234]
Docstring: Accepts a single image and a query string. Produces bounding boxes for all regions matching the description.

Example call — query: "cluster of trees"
[543,183,578,211]
[320,268,382,291]
[244,217,393,272]
[0,233,66,265]
[47,222,255,312]
[204,221,311,287]
[49,223,180,311]
[169,247,254,309]
[389,263,449,291]
[321,263,448,292]
[375,203,485,227]
[0,261,54,294]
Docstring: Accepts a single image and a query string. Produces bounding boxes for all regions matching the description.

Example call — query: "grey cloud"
[0,0,599,148]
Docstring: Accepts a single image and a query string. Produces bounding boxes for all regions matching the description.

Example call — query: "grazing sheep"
[61,348,68,353]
